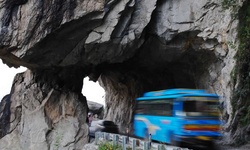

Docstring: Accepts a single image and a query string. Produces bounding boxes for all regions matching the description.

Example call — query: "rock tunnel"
[0,0,248,149]
[98,31,223,130]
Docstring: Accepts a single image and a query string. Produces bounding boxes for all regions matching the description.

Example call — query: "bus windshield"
[182,97,219,117]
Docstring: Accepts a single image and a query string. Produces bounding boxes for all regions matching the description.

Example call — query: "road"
[218,143,250,150]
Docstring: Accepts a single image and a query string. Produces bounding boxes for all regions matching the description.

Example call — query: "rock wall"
[87,101,104,119]
[96,0,240,139]
[0,70,89,149]
[99,70,143,132]
[0,0,105,67]
[0,0,249,148]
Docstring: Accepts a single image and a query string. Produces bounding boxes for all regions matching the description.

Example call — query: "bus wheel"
[170,134,181,147]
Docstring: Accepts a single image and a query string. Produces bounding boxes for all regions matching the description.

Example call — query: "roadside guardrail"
[95,132,191,150]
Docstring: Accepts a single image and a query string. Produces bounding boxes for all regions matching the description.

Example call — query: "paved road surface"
[218,144,250,150]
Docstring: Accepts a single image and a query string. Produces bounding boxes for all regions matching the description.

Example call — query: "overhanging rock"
[0,0,248,148]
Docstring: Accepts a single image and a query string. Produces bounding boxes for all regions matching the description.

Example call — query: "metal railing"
[95,132,190,150]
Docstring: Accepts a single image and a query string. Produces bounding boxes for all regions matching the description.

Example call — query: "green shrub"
[98,142,122,150]
[98,141,133,150]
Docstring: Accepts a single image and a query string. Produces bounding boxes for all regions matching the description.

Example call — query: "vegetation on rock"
[223,0,250,145]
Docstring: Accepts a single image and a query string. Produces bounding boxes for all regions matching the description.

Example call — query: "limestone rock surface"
[0,0,249,148]
[87,100,104,119]
[0,70,89,150]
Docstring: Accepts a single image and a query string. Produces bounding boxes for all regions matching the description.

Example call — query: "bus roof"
[143,89,206,97]
[137,89,219,101]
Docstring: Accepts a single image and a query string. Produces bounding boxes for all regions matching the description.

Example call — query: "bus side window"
[136,105,145,114]
[136,102,150,115]
[150,101,172,116]
[166,102,173,116]
[135,100,173,116]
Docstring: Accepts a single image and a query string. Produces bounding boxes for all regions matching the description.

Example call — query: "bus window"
[135,99,173,116]
[183,99,219,117]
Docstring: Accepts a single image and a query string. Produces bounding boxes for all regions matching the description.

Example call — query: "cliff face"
[0,0,248,148]
[0,70,89,150]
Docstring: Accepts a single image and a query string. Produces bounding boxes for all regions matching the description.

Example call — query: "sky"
[0,62,26,100]
[82,77,105,106]
[0,61,105,106]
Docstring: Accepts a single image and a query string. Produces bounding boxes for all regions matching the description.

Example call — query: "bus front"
[173,95,221,148]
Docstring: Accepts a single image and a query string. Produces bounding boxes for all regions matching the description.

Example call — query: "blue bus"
[133,89,221,148]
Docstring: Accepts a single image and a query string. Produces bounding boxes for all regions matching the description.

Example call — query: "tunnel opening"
[82,77,105,106]
[82,77,105,120]
[96,31,222,132]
